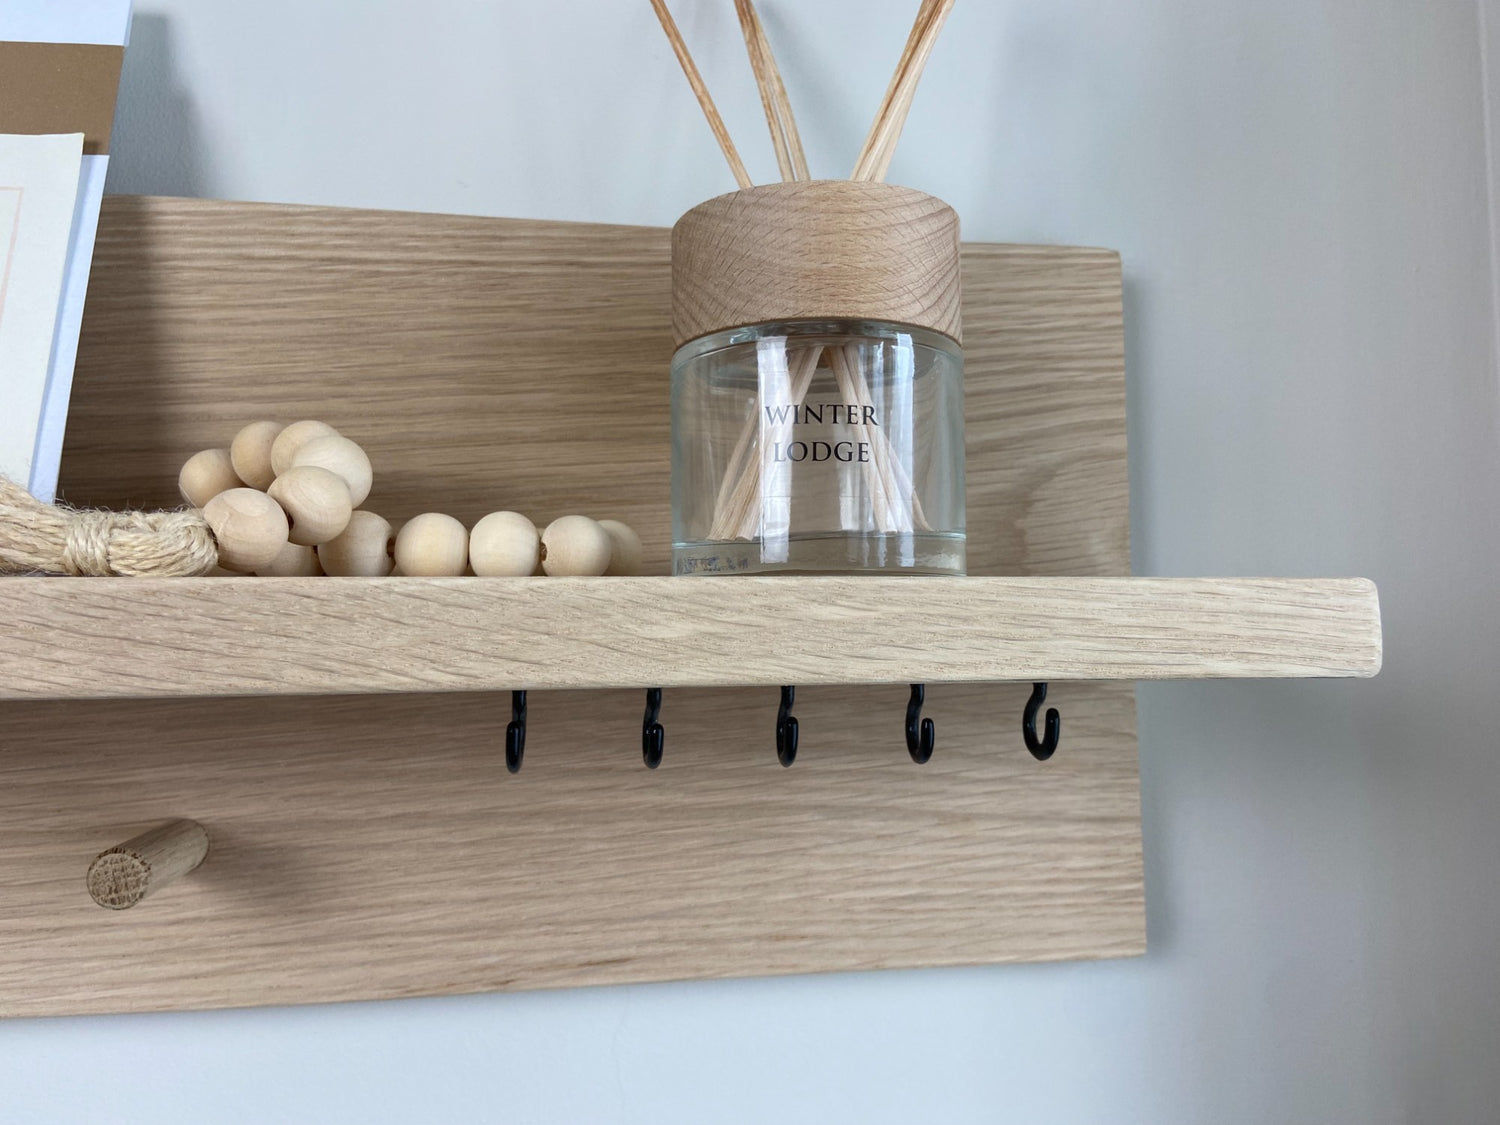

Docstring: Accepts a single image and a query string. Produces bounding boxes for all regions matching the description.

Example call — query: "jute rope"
[0,478,218,577]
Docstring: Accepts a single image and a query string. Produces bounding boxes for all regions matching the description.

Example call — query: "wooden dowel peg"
[87,819,209,910]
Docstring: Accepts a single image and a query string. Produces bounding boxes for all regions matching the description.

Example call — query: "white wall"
[6,2,1498,1121]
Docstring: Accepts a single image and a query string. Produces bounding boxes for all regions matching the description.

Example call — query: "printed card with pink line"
[0,132,83,493]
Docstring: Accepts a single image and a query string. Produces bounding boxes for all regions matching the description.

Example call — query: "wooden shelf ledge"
[0,576,1381,700]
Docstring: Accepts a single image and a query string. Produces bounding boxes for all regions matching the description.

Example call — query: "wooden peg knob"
[87,819,209,910]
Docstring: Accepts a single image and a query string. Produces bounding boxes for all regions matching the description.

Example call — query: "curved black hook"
[776,685,799,766]
[643,687,665,769]
[906,683,935,763]
[1022,682,1060,760]
[505,690,527,773]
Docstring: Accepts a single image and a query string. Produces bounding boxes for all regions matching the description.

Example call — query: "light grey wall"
[8,2,1499,1121]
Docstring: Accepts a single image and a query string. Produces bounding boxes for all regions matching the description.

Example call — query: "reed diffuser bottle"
[650,0,964,574]
[670,180,964,576]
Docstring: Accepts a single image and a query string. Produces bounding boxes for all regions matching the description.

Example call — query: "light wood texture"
[599,519,643,577]
[290,434,373,508]
[671,181,962,344]
[229,420,283,491]
[0,683,1141,1016]
[735,0,809,183]
[86,819,209,910]
[317,511,394,577]
[176,448,241,508]
[0,576,1381,701]
[853,0,954,183]
[267,465,352,546]
[256,542,321,578]
[540,516,613,577]
[201,488,288,572]
[0,194,1147,1014]
[269,420,338,477]
[393,512,468,577]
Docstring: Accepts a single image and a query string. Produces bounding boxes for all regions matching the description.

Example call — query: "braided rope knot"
[0,477,218,577]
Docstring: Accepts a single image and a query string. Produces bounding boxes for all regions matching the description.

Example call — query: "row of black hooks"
[504,682,1061,773]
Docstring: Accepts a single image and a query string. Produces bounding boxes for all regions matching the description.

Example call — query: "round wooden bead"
[318,510,395,577]
[204,488,289,572]
[290,433,373,508]
[394,512,468,576]
[598,519,643,576]
[269,419,339,477]
[267,465,353,546]
[469,511,540,577]
[255,541,322,577]
[178,448,242,509]
[541,515,612,576]
[229,420,284,490]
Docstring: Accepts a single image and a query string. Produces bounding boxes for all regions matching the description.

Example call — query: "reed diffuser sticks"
[655,0,955,544]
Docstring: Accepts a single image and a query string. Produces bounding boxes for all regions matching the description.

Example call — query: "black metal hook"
[643,687,665,769]
[906,683,935,763]
[776,685,799,766]
[505,690,527,773]
[1022,682,1060,760]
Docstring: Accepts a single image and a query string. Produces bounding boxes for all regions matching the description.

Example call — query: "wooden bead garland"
[171,418,645,579]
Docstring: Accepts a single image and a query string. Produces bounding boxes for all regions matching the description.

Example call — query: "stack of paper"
[0,1,132,501]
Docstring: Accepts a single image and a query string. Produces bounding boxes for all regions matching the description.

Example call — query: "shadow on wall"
[104,14,210,197]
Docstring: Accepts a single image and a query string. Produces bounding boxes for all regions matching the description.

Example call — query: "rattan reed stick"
[851,0,938,180]
[866,0,954,182]
[649,0,754,188]
[735,0,810,182]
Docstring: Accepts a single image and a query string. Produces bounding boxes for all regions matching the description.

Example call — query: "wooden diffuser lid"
[671,180,961,347]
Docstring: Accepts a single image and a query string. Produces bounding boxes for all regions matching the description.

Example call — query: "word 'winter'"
[764,403,881,426]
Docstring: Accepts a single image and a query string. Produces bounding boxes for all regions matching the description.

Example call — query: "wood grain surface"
[0,576,1381,700]
[0,683,1141,1016]
[0,195,1146,1015]
[670,180,962,344]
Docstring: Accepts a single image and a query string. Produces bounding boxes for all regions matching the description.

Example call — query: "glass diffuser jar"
[670,181,965,576]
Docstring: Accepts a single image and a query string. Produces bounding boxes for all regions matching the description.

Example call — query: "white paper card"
[0,133,83,491]
[30,153,109,503]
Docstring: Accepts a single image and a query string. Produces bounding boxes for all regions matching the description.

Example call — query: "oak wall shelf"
[0,575,1381,701]
[0,195,1378,1017]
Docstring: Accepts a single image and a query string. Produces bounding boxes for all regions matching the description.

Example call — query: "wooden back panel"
[0,196,1138,1016]
[59,195,1128,578]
